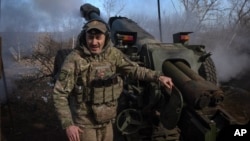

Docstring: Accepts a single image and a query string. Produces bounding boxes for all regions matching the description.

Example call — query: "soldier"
[52,19,174,141]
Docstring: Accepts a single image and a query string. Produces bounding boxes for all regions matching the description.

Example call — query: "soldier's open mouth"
[90,47,99,51]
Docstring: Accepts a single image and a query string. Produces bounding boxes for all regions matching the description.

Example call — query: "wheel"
[116,109,143,135]
[198,57,217,84]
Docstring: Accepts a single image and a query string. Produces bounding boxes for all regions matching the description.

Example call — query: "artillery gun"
[53,3,250,141]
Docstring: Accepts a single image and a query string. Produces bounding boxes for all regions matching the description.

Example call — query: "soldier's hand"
[158,76,174,92]
[66,125,83,141]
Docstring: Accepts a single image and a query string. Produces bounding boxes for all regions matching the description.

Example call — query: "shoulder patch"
[58,70,69,81]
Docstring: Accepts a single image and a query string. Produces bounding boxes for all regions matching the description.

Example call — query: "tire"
[198,57,217,85]
[52,49,73,82]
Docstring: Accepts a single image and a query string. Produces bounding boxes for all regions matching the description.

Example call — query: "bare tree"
[101,0,126,18]
[179,0,223,30]
[226,0,250,48]
[228,0,250,28]
[31,33,72,78]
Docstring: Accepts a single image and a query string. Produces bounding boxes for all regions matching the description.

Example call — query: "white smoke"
[211,46,250,82]
[1,0,84,32]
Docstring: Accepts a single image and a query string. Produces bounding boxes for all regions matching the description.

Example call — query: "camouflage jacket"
[53,39,162,129]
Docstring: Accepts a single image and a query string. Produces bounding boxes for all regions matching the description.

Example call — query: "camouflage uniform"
[53,29,162,141]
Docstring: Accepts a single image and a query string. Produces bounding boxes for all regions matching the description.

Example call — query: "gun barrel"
[80,3,103,21]
[174,61,205,81]
[162,61,223,109]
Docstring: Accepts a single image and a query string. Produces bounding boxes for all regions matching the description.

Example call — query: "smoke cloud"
[211,46,250,82]
[1,0,84,32]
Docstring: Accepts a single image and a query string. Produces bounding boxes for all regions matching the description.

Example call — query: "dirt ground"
[1,66,250,141]
[1,77,68,141]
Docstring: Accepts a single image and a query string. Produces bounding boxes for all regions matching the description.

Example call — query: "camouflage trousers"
[79,122,113,141]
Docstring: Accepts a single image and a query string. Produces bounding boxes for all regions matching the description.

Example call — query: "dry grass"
[1,77,68,141]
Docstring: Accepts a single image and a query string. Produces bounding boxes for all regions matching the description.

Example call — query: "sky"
[0,0,182,32]
[84,0,182,17]
[1,0,84,32]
